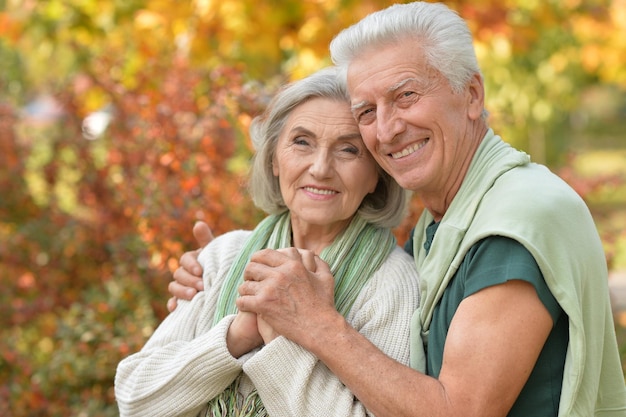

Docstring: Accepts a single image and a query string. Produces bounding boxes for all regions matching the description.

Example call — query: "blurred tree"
[0,0,624,415]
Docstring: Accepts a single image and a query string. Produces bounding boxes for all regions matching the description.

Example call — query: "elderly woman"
[114,67,421,417]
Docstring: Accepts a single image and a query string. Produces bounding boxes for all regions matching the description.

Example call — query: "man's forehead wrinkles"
[350,77,418,108]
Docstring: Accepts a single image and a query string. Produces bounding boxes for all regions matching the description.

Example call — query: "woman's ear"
[369,176,380,194]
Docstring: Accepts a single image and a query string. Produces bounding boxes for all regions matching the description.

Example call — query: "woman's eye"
[293,137,310,146]
[341,146,359,155]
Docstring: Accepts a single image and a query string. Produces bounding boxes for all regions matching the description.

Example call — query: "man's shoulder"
[487,162,585,212]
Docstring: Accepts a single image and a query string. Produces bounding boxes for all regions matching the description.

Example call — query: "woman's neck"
[290,218,351,255]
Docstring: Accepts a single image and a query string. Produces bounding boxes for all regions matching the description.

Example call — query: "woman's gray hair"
[330,2,482,95]
[248,66,409,229]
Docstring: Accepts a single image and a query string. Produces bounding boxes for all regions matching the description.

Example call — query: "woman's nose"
[308,150,332,178]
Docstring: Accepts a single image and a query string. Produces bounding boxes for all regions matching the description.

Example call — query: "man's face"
[347,41,482,202]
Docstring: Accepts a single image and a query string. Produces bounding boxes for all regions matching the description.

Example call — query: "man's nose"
[376,106,405,143]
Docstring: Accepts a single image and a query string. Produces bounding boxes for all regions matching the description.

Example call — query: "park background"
[1,0,625,415]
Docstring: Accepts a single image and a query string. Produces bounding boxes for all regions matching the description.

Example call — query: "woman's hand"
[257,316,279,344]
[226,311,264,358]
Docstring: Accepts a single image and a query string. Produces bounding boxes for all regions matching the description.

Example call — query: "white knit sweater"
[115,230,420,417]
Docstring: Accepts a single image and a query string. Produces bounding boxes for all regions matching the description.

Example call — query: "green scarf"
[205,212,396,417]
[410,129,626,415]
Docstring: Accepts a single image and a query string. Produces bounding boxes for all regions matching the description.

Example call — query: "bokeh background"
[1,0,625,415]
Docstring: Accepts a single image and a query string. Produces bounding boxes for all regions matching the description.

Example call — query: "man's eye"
[399,90,420,103]
[358,108,375,124]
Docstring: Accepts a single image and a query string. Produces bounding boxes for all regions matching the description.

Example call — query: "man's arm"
[167,221,214,312]
[237,250,553,417]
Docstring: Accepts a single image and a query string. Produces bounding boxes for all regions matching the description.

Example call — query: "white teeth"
[304,187,336,195]
[391,141,427,159]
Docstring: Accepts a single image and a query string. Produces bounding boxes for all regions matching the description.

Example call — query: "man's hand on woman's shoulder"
[167,221,214,312]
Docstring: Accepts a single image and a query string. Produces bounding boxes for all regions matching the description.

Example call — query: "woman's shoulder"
[369,245,420,288]
[386,245,418,270]
[197,229,253,265]
[350,245,420,317]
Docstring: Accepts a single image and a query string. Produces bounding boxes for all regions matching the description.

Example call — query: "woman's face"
[273,97,379,240]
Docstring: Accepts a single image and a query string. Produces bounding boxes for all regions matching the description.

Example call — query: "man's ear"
[467,73,485,120]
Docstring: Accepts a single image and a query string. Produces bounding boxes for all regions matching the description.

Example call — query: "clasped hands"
[228,246,335,358]
[170,223,336,358]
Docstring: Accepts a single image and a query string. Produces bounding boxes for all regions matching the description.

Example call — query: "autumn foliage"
[1,1,625,415]
[0,54,271,414]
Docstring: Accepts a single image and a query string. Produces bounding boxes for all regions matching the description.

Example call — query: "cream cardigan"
[115,230,421,417]
[410,129,626,416]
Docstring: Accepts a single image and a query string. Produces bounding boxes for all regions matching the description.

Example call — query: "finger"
[275,247,301,258]
[237,277,257,307]
[249,248,297,268]
[272,247,317,272]
[298,249,317,272]
[193,221,214,248]
[178,251,204,288]
[312,254,331,274]
[236,294,261,314]
[257,316,279,343]
[238,277,263,296]
[166,296,177,312]
[168,280,198,300]
[243,257,286,283]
